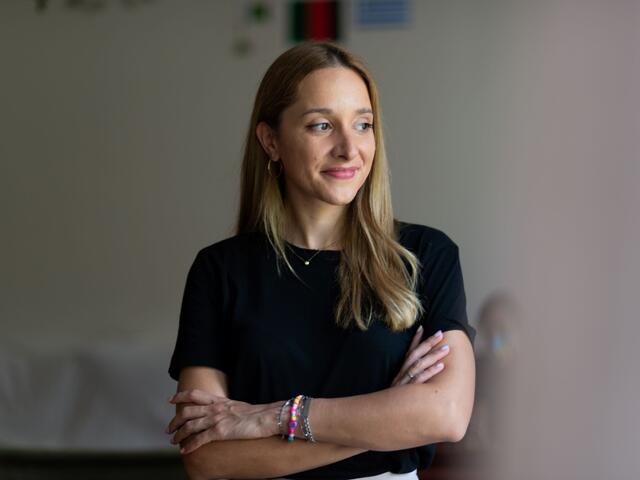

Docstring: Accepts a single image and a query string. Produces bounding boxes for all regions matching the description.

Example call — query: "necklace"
[286,238,340,266]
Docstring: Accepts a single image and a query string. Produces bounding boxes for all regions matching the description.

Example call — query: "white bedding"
[0,338,178,452]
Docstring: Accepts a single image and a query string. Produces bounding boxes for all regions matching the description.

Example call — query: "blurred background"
[1,0,638,479]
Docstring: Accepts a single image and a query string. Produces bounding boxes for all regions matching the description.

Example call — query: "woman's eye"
[308,122,331,131]
[308,122,374,132]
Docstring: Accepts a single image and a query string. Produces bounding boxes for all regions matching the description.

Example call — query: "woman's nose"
[332,129,359,160]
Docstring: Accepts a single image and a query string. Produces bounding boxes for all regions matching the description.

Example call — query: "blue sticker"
[356,0,409,27]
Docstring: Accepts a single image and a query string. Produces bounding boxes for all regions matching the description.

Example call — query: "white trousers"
[272,469,418,480]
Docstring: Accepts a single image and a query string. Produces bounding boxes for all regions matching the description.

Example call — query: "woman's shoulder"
[194,231,268,263]
[395,219,459,254]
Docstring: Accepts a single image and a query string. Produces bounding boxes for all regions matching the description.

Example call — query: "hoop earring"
[267,158,283,178]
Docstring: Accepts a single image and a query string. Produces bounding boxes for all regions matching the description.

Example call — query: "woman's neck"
[284,202,347,250]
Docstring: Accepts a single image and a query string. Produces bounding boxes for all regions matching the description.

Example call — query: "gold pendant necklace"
[286,239,339,266]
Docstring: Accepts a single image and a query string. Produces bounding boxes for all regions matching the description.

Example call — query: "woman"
[166,41,476,480]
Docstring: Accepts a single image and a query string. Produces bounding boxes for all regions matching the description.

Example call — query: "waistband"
[272,469,418,480]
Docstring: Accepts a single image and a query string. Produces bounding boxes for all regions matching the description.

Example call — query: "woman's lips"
[322,168,358,179]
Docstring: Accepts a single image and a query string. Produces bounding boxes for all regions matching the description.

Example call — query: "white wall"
[1,0,520,343]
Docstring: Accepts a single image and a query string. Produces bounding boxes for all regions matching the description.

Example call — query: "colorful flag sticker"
[289,1,341,42]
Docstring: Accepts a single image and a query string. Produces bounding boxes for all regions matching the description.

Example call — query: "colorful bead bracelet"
[278,394,316,443]
[287,395,304,442]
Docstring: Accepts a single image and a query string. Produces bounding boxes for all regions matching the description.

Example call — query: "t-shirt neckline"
[284,240,342,258]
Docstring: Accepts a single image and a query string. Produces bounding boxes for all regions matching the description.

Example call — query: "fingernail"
[434,330,443,337]
[439,344,449,351]
[167,396,174,402]
[418,326,423,332]
[436,362,444,369]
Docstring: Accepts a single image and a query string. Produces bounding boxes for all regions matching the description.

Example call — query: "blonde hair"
[235,41,424,332]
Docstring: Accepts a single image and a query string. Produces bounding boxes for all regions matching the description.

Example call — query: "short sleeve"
[168,249,230,381]
[419,242,476,346]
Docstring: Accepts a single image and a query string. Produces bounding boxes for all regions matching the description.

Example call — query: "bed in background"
[0,337,184,479]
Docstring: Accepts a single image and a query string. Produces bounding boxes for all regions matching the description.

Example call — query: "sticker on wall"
[248,0,271,23]
[231,0,276,57]
[355,0,409,27]
[288,0,341,42]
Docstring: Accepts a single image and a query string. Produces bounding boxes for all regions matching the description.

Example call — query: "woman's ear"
[255,121,280,160]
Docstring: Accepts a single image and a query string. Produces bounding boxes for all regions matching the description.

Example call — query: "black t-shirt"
[168,221,476,479]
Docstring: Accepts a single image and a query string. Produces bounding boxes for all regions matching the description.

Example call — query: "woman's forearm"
[182,435,366,480]
[313,384,454,450]
[263,332,475,452]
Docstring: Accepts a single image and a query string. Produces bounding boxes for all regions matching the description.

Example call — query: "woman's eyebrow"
[300,107,373,117]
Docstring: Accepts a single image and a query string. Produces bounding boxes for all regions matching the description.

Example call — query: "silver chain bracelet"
[299,395,316,443]
[277,399,292,438]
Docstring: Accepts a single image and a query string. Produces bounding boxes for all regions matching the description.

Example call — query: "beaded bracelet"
[287,395,304,442]
[279,394,317,443]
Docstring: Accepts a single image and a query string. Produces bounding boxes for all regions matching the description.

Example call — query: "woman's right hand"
[391,327,450,387]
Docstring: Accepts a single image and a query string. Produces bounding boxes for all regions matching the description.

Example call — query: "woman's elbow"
[447,419,470,443]
[443,400,473,443]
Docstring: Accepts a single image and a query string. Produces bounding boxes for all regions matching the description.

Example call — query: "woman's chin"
[321,191,358,206]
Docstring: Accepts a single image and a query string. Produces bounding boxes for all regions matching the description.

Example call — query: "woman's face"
[268,67,376,209]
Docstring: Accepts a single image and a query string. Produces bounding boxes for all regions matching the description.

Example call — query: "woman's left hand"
[166,389,272,454]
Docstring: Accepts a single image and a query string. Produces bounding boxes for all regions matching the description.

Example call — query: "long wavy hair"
[235,41,424,332]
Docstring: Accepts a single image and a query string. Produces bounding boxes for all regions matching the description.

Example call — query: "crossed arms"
[174,330,475,480]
